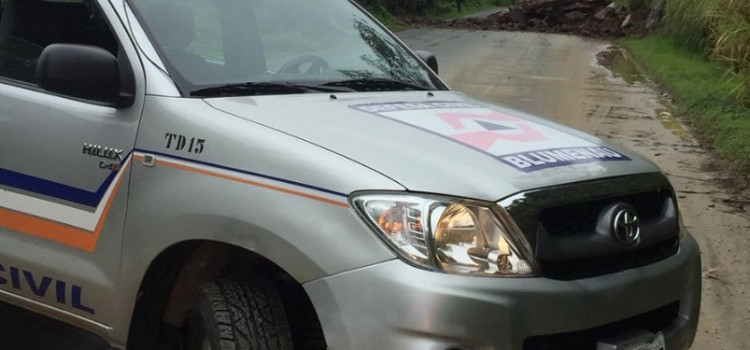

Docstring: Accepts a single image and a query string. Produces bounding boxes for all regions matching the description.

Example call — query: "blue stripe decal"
[136,149,349,198]
[0,166,117,208]
[0,150,347,207]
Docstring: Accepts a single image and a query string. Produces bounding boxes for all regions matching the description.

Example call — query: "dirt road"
[399,28,750,349]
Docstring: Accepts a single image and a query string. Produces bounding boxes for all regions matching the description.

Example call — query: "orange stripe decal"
[155,159,350,208]
[0,161,128,252]
[0,154,348,252]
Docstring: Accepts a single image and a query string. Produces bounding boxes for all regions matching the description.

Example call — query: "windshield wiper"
[321,78,430,92]
[190,81,352,97]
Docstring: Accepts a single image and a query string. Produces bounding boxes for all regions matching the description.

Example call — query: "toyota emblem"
[612,208,640,245]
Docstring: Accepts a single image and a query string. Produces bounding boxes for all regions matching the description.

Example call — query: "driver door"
[0,0,144,327]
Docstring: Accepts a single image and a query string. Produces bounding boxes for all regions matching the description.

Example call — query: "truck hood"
[205,91,660,201]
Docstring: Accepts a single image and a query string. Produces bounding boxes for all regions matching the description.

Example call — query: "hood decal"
[351,101,630,172]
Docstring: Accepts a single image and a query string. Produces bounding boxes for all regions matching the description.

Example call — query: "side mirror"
[414,50,439,75]
[36,44,132,107]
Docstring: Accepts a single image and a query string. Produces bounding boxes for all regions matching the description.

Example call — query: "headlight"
[351,193,537,276]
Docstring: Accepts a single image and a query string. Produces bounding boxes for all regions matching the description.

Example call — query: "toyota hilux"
[0,0,700,349]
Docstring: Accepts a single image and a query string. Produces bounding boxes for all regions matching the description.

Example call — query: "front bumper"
[304,233,701,350]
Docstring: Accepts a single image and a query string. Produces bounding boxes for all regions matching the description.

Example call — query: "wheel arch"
[126,240,327,350]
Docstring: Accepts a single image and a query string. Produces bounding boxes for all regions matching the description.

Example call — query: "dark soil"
[407,0,652,38]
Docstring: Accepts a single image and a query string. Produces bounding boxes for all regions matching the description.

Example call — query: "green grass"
[662,0,750,102]
[663,0,718,50]
[621,34,750,172]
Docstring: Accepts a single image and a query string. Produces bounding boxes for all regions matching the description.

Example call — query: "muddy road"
[399,28,750,349]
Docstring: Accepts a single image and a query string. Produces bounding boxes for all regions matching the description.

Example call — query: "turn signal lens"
[353,194,537,276]
[362,199,430,264]
[377,206,405,235]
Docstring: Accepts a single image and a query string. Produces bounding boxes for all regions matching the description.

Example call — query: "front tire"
[186,280,294,350]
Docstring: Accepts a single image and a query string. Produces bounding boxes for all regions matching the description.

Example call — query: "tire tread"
[195,280,293,350]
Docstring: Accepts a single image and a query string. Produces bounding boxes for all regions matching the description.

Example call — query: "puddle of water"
[595,46,647,85]
[595,46,691,142]
[657,109,692,141]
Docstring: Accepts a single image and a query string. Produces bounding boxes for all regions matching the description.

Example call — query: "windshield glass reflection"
[127,0,444,96]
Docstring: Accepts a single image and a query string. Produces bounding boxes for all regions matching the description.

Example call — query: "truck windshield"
[127,0,445,96]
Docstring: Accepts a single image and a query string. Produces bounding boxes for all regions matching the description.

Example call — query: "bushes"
[664,0,750,104]
[357,0,509,17]
[356,0,438,15]
[356,0,396,20]
[615,0,653,11]
[710,8,750,102]
[664,0,718,49]
[380,0,438,14]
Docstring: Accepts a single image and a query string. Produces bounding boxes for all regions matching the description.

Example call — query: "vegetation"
[614,0,653,11]
[621,35,750,171]
[356,0,514,30]
[359,0,506,16]
[355,0,406,30]
[663,0,750,103]
[431,0,514,20]
[619,0,750,172]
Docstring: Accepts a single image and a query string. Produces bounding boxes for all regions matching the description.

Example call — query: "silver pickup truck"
[0,0,700,349]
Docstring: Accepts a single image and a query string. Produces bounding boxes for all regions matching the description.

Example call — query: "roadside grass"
[663,0,750,103]
[620,34,750,172]
[663,0,719,50]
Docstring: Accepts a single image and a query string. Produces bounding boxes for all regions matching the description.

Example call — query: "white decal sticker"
[352,101,630,172]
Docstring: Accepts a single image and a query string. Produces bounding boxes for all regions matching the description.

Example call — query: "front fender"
[110,96,400,345]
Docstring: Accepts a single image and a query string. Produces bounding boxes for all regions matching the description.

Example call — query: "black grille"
[539,191,670,237]
[540,237,679,280]
[523,302,679,350]
[502,174,680,280]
